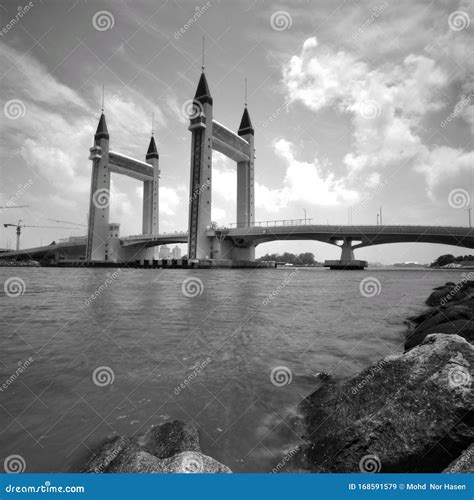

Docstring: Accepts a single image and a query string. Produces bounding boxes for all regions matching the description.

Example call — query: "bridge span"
[205,222,474,263]
[1,224,472,265]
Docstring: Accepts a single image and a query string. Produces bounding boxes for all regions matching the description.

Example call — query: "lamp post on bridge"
[467,207,472,228]
[303,208,307,225]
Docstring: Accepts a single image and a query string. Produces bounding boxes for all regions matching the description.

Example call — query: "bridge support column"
[86,113,111,261]
[144,135,160,235]
[188,72,213,259]
[142,180,153,234]
[236,107,255,228]
[340,238,355,261]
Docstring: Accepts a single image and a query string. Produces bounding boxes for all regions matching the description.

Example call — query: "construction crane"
[47,218,86,227]
[3,220,80,251]
[0,205,30,209]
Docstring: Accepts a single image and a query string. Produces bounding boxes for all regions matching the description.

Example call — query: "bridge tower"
[86,112,111,261]
[144,134,160,235]
[237,105,255,229]
[187,70,213,259]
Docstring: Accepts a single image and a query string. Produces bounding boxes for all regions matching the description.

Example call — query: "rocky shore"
[82,279,473,474]
[285,278,473,473]
[81,420,231,473]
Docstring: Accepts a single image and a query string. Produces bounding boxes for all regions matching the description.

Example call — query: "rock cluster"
[285,279,474,473]
[81,420,231,473]
[405,280,474,350]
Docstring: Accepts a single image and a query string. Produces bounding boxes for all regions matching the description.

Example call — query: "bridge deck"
[207,224,474,249]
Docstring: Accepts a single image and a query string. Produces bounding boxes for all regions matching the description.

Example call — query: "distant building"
[171,245,181,259]
[159,245,171,259]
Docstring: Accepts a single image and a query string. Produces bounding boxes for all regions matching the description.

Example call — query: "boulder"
[425,283,473,307]
[293,334,473,473]
[135,420,200,458]
[81,420,231,473]
[405,319,474,350]
[106,450,231,473]
[443,443,474,473]
[415,306,472,333]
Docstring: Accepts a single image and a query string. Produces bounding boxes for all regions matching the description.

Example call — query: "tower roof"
[238,107,254,136]
[194,72,213,105]
[146,135,159,160]
[95,113,109,140]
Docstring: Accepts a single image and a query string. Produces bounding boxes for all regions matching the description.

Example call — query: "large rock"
[135,420,200,458]
[106,450,231,473]
[81,420,231,473]
[425,282,473,307]
[405,318,474,351]
[294,334,473,473]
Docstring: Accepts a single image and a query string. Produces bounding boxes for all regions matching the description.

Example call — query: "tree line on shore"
[256,252,319,266]
[430,254,474,267]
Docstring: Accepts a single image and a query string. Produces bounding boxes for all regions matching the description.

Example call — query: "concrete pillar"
[237,108,255,228]
[145,136,160,235]
[188,73,213,259]
[142,180,153,234]
[340,238,355,261]
[86,113,111,261]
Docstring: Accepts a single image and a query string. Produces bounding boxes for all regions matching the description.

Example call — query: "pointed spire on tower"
[238,108,254,136]
[95,84,109,140]
[146,136,159,160]
[238,77,253,136]
[194,36,212,105]
[95,113,109,140]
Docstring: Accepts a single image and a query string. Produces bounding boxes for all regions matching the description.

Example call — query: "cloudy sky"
[0,0,472,263]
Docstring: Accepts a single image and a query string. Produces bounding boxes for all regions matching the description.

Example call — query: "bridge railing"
[227,218,314,228]
[121,231,188,241]
[214,222,473,236]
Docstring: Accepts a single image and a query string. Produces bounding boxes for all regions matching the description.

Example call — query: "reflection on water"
[0,267,465,472]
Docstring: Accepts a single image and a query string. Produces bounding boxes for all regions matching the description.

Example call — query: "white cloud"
[282,36,472,200]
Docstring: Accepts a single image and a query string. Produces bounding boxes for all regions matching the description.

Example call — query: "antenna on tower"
[201,35,205,72]
[101,83,105,112]
[244,77,248,107]
[151,112,155,136]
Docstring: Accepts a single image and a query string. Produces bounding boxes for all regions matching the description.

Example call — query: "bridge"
[1,69,473,268]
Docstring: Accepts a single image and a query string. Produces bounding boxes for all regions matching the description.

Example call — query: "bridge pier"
[323,237,367,270]
[340,237,355,261]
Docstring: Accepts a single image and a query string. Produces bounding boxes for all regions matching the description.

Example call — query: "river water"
[0,267,467,472]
